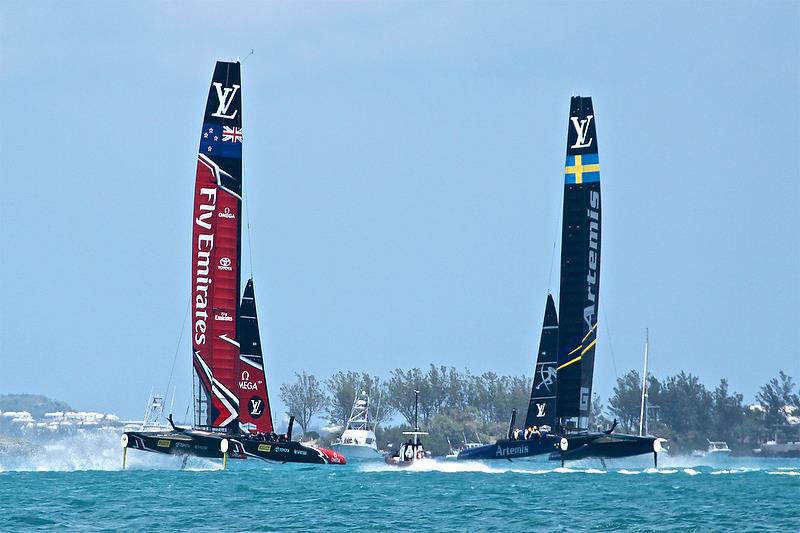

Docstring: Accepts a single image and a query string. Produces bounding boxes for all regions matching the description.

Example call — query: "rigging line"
[547,179,563,295]
[242,49,255,62]
[240,60,255,281]
[243,154,255,280]
[600,306,619,380]
[165,301,191,405]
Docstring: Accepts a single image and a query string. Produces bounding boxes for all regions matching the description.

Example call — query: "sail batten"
[555,96,601,429]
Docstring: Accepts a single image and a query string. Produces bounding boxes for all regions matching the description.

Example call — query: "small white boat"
[331,391,382,461]
[384,391,430,467]
[692,440,732,457]
[705,440,732,456]
[443,434,484,460]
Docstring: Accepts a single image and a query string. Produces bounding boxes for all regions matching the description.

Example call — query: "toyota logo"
[220,257,231,267]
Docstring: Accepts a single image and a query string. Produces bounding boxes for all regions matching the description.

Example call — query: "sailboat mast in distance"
[191,61,244,433]
[525,294,559,429]
[555,96,601,431]
[639,329,649,437]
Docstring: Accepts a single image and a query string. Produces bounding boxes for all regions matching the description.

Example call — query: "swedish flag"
[564,154,600,184]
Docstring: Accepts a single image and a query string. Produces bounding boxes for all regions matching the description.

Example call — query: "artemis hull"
[456,434,562,461]
[549,433,661,462]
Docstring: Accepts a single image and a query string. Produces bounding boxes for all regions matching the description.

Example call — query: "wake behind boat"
[122,61,344,468]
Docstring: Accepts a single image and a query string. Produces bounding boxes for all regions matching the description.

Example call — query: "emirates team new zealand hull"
[123,429,245,460]
[123,430,344,464]
[237,438,344,464]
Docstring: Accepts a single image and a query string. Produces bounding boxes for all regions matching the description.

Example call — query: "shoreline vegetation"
[280,367,800,457]
[3,370,798,459]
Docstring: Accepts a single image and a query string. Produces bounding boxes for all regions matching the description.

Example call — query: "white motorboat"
[331,391,382,461]
[384,391,430,467]
[443,434,484,460]
[692,440,732,457]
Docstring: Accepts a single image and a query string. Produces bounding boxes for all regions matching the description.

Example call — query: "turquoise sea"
[1,434,798,531]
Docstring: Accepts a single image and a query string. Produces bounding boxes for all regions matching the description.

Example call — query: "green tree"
[755,371,799,439]
[325,371,360,427]
[589,392,611,431]
[658,371,713,451]
[385,368,427,426]
[710,379,744,444]
[325,371,393,428]
[608,370,642,432]
[279,371,327,434]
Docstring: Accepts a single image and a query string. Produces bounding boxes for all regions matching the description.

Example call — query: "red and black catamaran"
[121,61,344,467]
[458,97,663,466]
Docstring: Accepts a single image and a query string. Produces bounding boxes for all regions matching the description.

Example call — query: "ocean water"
[1,434,798,531]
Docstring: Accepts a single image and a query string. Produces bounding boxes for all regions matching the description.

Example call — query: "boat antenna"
[413,390,420,432]
[242,49,255,62]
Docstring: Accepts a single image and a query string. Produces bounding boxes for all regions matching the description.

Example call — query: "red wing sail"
[191,61,243,431]
[237,279,274,433]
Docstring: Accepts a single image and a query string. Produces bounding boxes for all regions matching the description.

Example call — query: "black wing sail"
[237,279,274,433]
[525,294,559,429]
[555,96,601,430]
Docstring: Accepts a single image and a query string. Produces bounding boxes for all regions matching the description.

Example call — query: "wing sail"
[237,279,274,433]
[555,96,601,430]
[525,294,559,429]
[191,61,243,431]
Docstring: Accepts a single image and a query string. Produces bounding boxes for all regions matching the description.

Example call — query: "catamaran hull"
[123,430,245,459]
[549,433,659,461]
[456,435,562,461]
[123,431,345,465]
[239,440,345,464]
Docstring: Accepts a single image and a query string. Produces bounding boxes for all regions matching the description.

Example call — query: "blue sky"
[1,1,798,421]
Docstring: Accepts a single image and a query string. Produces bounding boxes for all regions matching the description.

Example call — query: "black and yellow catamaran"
[458,97,664,466]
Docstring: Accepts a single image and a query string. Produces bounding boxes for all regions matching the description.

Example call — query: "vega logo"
[211,83,240,120]
[570,115,594,149]
[240,370,258,390]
